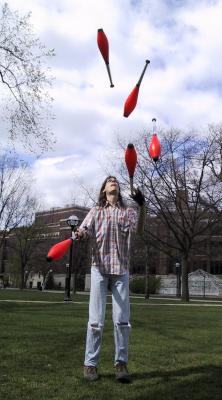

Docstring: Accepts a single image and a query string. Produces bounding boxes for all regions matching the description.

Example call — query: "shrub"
[129,275,161,294]
[76,275,85,291]
[45,274,54,290]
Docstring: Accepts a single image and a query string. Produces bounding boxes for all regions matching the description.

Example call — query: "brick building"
[1,203,222,289]
[0,205,91,289]
[138,216,222,276]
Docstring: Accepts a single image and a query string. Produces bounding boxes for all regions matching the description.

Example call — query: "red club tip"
[125,143,137,177]
[97,28,109,64]
[149,134,161,161]
[123,86,139,118]
[46,238,72,262]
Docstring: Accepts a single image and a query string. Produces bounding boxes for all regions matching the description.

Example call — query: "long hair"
[97,176,125,207]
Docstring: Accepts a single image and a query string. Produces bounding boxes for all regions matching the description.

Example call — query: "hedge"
[129,275,161,294]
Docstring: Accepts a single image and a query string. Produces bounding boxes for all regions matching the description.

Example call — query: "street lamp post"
[24,270,29,289]
[64,215,79,302]
[199,270,206,298]
[175,261,181,297]
[203,274,206,298]
[43,269,53,290]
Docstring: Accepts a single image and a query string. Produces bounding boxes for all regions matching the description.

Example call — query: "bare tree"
[0,3,55,152]
[207,123,222,180]
[117,127,222,302]
[6,198,46,289]
[0,151,34,255]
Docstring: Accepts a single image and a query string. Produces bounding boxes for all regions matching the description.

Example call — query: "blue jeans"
[84,267,131,367]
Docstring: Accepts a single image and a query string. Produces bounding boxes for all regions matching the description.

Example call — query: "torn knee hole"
[90,323,103,332]
[116,322,131,328]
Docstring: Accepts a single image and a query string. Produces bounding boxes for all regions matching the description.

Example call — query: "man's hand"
[131,188,145,206]
[76,226,88,240]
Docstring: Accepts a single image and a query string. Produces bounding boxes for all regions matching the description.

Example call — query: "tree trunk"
[181,256,189,302]
[20,264,25,290]
[72,242,77,295]
[144,244,150,299]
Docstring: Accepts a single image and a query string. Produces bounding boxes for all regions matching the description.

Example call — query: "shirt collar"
[105,200,120,208]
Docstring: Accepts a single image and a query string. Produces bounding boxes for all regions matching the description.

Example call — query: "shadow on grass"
[131,364,222,400]
[98,372,132,384]
[76,365,222,400]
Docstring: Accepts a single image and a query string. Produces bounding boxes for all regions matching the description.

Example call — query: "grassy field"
[0,290,222,400]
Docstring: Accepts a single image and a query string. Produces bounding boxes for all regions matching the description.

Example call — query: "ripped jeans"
[84,266,131,367]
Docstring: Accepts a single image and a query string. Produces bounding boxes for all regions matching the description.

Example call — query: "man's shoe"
[83,366,99,381]
[115,363,131,383]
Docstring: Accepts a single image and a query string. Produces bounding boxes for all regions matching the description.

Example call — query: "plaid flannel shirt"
[79,202,137,275]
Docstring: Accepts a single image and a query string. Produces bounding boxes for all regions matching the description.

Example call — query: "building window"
[210,261,222,275]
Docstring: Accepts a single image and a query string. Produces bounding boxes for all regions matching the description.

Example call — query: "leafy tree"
[0,3,55,152]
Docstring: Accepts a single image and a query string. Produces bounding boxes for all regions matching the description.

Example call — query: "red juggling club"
[125,143,137,194]
[149,118,161,162]
[123,59,150,118]
[46,238,73,262]
[97,28,114,88]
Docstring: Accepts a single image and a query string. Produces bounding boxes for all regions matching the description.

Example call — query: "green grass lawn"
[0,290,222,400]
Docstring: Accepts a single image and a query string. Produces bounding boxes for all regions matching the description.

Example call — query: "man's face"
[103,177,120,196]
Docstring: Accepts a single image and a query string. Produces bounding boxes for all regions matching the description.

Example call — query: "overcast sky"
[3,0,222,209]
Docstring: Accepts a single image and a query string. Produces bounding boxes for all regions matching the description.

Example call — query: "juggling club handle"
[137,60,150,88]
[75,225,88,241]
[130,177,134,196]
[106,63,114,88]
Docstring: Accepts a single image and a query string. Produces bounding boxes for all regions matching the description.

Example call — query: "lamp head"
[67,215,79,229]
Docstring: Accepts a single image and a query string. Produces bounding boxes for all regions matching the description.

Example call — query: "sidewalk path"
[1,299,222,306]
